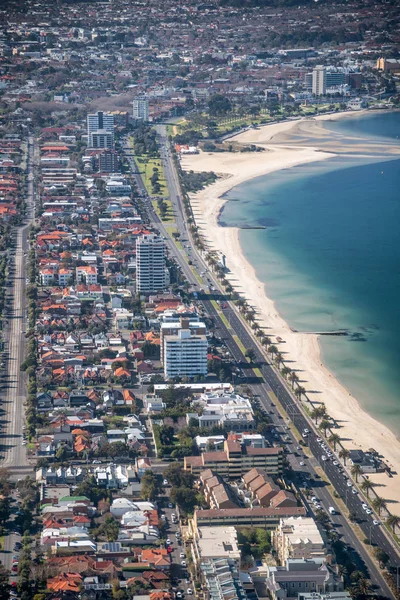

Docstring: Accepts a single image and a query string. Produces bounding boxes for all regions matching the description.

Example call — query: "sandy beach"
[181,113,400,510]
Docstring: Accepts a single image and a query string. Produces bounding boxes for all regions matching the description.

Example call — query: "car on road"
[346,481,352,487]
[92,460,102,464]
[160,514,166,521]
[168,503,174,509]
[352,488,357,494]
[333,461,339,466]
[362,503,368,510]
[187,589,193,595]
[166,538,172,545]
[180,552,185,559]
[373,520,381,526]
[163,479,169,486]
[299,462,305,466]
[321,455,327,461]
[176,593,182,599]
[181,560,186,567]
[365,508,372,514]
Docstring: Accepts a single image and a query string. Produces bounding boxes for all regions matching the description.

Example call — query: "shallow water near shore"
[220,112,400,436]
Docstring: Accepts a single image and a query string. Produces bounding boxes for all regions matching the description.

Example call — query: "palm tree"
[351,464,363,483]
[289,371,299,389]
[360,479,375,498]
[339,448,350,466]
[281,366,291,379]
[268,344,278,359]
[328,433,341,451]
[386,514,400,534]
[261,336,272,348]
[274,352,284,369]
[372,496,387,516]
[295,386,307,402]
[319,419,331,437]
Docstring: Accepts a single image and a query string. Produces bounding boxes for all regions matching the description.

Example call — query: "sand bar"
[181,114,400,509]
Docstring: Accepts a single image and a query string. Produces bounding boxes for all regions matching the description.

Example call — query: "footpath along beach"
[180,113,400,509]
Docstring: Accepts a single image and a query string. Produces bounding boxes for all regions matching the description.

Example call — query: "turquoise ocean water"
[220,112,400,436]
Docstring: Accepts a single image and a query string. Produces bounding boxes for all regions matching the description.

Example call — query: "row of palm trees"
[200,223,400,539]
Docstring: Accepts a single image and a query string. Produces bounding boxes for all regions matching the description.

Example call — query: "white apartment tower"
[163,318,208,379]
[87,111,115,137]
[136,234,166,293]
[132,97,149,121]
[312,66,326,96]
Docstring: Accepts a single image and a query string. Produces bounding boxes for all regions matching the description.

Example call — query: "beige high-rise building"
[312,66,326,96]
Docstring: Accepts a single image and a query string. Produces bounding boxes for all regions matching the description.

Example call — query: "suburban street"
[0,136,35,575]
[123,130,400,599]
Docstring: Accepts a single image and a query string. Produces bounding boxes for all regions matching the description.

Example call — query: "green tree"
[163,464,195,489]
[328,433,341,451]
[245,348,256,363]
[386,514,400,534]
[339,448,350,465]
[97,514,120,542]
[0,563,10,599]
[373,547,389,569]
[319,419,331,437]
[360,478,375,498]
[372,496,387,516]
[350,464,362,483]
[140,471,162,502]
[208,94,232,116]
[170,487,201,514]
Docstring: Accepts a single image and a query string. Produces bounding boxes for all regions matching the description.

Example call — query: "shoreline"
[181,112,400,508]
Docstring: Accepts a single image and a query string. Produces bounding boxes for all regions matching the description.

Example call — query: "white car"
[181,560,186,567]
[346,481,352,487]
[373,520,381,526]
[333,461,339,466]
[321,455,327,461]
[163,479,168,486]
[176,593,182,599]
[299,462,305,466]
[365,508,372,514]
[352,488,357,494]
[180,552,185,559]
[160,515,166,521]
[166,538,172,545]
[316,438,322,443]
[362,503,368,510]
[187,589,193,595]
[311,496,317,503]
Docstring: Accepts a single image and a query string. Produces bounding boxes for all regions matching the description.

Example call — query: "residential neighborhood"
[0,1,399,600]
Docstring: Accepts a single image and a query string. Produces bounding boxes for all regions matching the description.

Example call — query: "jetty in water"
[290,329,349,337]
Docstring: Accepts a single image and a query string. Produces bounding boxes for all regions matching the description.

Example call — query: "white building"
[312,66,326,96]
[163,318,208,379]
[132,97,149,121]
[89,129,114,149]
[272,517,327,564]
[188,390,255,430]
[87,111,114,138]
[136,234,166,293]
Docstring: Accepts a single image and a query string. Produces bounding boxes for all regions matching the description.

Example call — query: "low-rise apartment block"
[184,440,284,478]
[272,517,328,564]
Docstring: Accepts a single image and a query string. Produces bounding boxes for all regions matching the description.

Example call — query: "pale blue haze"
[220,112,400,435]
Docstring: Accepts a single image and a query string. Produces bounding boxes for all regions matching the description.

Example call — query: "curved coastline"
[181,112,400,508]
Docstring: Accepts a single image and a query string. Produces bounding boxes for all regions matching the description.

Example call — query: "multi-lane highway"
[123,132,399,598]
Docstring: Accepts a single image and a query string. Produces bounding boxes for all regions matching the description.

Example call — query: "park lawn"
[151,198,174,222]
[136,155,168,197]
[128,136,169,197]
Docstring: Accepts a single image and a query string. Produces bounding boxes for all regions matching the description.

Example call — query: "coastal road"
[123,135,399,598]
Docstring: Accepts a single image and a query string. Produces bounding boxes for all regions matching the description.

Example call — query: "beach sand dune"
[181,116,400,509]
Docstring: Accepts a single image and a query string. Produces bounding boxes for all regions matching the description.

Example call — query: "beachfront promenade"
[136,123,400,598]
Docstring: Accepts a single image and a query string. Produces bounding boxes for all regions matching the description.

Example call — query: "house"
[348,449,384,473]
[76,265,98,285]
